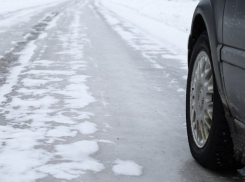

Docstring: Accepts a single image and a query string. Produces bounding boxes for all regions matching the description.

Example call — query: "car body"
[187,0,245,168]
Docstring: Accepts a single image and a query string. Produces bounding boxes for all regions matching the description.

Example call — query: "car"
[186,0,245,170]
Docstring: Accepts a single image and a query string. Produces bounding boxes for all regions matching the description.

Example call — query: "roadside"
[96,0,199,67]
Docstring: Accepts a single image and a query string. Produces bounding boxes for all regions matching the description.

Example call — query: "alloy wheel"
[190,51,214,148]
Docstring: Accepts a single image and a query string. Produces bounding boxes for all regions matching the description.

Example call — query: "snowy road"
[0,0,244,181]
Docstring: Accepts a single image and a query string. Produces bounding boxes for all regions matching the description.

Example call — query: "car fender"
[189,0,229,110]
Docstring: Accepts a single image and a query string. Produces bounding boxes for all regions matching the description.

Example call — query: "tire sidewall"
[186,32,219,164]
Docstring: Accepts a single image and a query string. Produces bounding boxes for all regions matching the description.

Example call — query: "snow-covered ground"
[0,0,68,28]
[100,0,199,33]
[96,0,199,68]
[0,0,67,15]
[0,0,243,181]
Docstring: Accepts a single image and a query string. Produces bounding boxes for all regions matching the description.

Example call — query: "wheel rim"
[190,51,214,148]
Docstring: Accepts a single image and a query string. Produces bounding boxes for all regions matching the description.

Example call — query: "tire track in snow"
[0,12,59,86]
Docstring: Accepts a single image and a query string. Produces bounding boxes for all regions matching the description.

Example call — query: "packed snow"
[112,160,143,176]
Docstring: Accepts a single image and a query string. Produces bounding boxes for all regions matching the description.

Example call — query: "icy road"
[0,0,244,181]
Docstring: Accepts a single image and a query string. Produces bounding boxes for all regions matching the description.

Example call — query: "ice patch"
[112,160,143,176]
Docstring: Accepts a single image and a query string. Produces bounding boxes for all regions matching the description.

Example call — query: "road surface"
[0,0,244,181]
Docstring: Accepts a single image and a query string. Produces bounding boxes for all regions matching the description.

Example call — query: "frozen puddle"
[112,160,143,176]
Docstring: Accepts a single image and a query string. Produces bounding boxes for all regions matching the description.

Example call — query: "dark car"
[186,0,245,170]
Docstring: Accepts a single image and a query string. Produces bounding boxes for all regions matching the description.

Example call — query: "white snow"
[21,78,49,87]
[0,0,68,28]
[0,0,68,15]
[112,160,143,176]
[10,96,58,109]
[32,59,55,66]
[0,3,106,181]
[95,0,199,68]
[49,114,77,124]
[45,13,62,30]
[55,141,99,160]
[46,126,77,137]
[75,121,98,135]
[38,161,104,180]
[24,70,75,75]
[99,0,199,33]
[0,41,37,104]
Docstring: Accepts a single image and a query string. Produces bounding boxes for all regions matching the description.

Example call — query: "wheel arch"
[188,14,206,66]
[188,0,229,109]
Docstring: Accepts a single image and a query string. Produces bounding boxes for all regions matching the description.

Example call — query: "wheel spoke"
[204,113,212,129]
[200,121,205,142]
[206,76,213,93]
[197,62,202,80]
[205,102,213,120]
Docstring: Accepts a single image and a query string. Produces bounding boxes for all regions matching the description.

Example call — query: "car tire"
[186,31,243,170]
